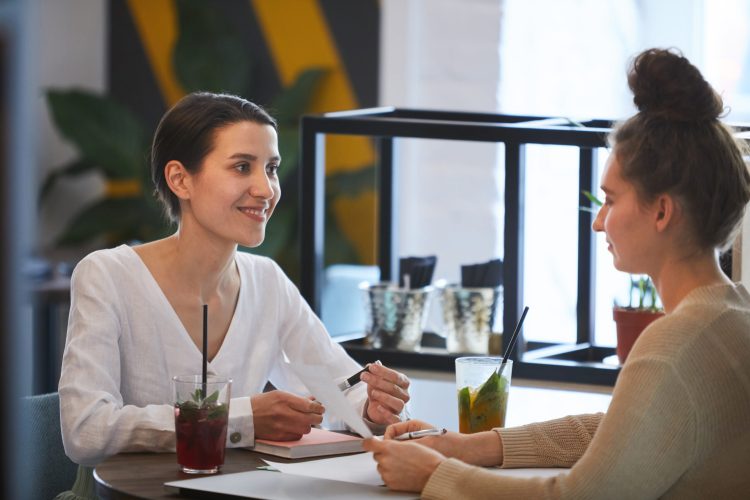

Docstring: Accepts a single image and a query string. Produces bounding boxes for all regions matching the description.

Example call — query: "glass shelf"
[300,108,617,385]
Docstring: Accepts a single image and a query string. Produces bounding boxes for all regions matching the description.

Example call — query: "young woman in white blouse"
[58,93,410,475]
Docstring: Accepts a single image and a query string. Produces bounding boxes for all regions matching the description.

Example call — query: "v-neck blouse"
[127,245,243,366]
[58,245,365,466]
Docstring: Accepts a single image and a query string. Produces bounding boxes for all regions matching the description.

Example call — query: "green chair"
[21,392,78,499]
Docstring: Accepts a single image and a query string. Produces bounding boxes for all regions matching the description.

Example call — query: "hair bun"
[628,48,723,123]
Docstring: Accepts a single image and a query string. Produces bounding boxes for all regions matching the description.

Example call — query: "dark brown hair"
[610,48,750,252]
[151,92,277,222]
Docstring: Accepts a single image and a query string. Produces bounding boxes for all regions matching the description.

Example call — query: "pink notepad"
[251,428,364,459]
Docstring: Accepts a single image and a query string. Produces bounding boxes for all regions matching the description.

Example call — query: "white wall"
[380,0,504,285]
[34,0,108,258]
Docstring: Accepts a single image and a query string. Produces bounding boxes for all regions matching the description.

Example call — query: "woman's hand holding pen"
[361,362,411,425]
[386,419,504,466]
[384,419,470,461]
[251,391,324,441]
[365,419,506,492]
[363,437,444,493]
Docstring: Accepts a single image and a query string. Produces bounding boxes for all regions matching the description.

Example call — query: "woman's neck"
[651,250,731,313]
[161,225,238,303]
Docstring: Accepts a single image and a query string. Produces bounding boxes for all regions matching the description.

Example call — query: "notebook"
[250,428,364,459]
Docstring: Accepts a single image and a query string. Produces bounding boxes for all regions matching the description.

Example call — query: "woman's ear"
[654,193,677,233]
[164,160,192,201]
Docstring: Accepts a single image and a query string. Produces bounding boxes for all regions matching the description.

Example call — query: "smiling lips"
[238,206,269,222]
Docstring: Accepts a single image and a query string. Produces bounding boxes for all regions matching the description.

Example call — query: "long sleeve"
[423,358,695,499]
[59,256,175,466]
[498,413,603,468]
[264,259,370,431]
[423,283,750,499]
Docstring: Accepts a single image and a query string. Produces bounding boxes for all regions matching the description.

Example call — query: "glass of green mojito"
[455,357,512,433]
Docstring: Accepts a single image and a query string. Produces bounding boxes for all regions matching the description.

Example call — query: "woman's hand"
[251,391,324,441]
[383,419,466,460]
[384,419,503,466]
[361,362,410,424]
[363,437,445,492]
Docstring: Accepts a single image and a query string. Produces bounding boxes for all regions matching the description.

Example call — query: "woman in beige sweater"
[364,48,750,499]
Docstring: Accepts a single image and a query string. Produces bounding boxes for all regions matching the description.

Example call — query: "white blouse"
[59,245,368,466]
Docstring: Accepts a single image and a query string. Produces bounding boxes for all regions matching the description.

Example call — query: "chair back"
[21,392,77,499]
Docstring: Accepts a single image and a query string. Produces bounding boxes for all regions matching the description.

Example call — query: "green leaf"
[326,165,376,199]
[191,389,202,403]
[207,404,228,420]
[39,157,98,203]
[173,0,251,94]
[271,68,328,125]
[56,197,147,246]
[276,127,300,186]
[46,89,147,179]
[581,190,603,207]
[470,372,506,433]
[203,390,219,404]
[324,206,360,266]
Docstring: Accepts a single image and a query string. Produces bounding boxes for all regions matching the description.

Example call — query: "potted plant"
[582,191,664,363]
[613,275,663,363]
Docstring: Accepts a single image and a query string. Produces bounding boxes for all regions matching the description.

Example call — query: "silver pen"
[393,428,447,441]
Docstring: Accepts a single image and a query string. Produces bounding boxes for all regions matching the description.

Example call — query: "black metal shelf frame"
[299,108,618,385]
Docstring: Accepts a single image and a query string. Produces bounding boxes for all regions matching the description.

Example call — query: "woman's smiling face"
[183,120,281,248]
[592,154,660,274]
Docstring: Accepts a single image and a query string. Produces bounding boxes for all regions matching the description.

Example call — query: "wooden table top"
[94,448,277,499]
[94,376,612,499]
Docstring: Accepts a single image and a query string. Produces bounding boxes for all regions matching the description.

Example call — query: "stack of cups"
[360,282,433,351]
[441,284,502,354]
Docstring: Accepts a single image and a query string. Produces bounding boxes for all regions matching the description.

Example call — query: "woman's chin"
[240,239,264,249]
[237,232,265,249]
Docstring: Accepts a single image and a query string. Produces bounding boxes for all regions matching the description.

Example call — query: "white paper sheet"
[264,452,383,486]
[262,453,567,487]
[165,470,418,499]
[292,361,373,438]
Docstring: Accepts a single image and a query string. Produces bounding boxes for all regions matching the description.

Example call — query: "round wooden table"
[94,449,271,499]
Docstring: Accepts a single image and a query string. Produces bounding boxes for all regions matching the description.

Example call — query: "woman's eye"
[235,163,250,173]
[267,164,280,176]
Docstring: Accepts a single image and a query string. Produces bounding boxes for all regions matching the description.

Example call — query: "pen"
[338,360,381,391]
[393,428,447,441]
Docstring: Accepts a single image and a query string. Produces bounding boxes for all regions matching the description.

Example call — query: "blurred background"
[3,0,750,496]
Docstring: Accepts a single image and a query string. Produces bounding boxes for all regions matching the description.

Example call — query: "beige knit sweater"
[423,283,750,499]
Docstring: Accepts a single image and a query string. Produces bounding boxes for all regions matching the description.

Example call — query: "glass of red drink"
[173,375,231,474]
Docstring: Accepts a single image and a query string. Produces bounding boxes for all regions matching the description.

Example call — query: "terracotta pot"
[613,307,664,364]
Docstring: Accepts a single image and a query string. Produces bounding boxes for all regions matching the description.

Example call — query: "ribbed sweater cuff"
[422,459,473,500]
[498,426,539,468]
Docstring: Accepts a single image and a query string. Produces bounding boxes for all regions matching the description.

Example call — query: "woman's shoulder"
[73,245,138,277]
[634,284,750,361]
[76,245,137,269]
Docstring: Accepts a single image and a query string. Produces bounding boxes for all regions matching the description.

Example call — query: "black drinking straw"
[496,306,530,377]
[202,304,208,400]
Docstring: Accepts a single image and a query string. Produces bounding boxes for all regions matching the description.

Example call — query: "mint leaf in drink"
[470,372,506,432]
[191,388,202,403]
[204,390,219,404]
[207,403,228,420]
[176,400,200,421]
